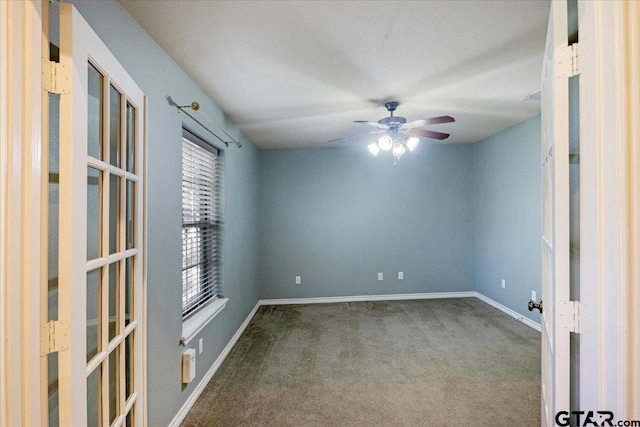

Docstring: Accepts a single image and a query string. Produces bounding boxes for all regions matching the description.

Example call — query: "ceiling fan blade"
[402,116,455,129]
[328,130,385,143]
[354,120,388,129]
[408,128,450,140]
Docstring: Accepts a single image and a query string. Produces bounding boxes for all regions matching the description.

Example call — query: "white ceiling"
[119,0,550,149]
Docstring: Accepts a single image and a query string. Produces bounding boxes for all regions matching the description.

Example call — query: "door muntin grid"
[85,59,141,426]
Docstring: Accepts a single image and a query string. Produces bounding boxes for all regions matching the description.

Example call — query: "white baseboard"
[169,290,539,425]
[260,292,540,331]
[473,292,541,332]
[168,301,261,427]
[259,291,476,306]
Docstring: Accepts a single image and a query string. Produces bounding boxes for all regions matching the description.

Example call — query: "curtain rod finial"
[190,101,200,111]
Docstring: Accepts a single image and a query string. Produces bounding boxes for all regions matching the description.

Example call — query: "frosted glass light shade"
[392,142,406,157]
[377,136,392,150]
[405,137,419,152]
[368,143,380,156]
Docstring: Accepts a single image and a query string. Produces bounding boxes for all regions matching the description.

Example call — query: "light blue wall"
[258,144,476,298]
[66,1,260,425]
[473,115,542,323]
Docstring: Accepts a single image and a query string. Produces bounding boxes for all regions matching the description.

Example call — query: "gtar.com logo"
[555,411,640,427]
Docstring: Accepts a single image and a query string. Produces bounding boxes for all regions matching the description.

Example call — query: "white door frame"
[578,0,640,419]
[540,1,571,423]
[624,1,640,413]
[0,1,45,426]
[0,1,8,423]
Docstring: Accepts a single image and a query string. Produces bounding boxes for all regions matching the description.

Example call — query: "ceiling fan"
[330,101,455,160]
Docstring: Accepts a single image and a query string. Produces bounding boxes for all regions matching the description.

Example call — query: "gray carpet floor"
[182,298,540,427]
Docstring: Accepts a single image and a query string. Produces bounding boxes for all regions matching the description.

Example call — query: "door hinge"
[40,320,70,356]
[42,59,70,94]
[558,300,585,333]
[557,43,580,78]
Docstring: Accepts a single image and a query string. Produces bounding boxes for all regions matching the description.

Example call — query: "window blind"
[181,134,224,319]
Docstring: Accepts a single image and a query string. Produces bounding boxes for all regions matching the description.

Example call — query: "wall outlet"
[378,272,383,281]
[198,338,203,354]
[501,279,506,289]
[295,275,301,285]
[531,290,537,301]
[398,272,403,280]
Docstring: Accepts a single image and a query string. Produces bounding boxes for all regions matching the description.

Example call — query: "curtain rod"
[177,101,242,148]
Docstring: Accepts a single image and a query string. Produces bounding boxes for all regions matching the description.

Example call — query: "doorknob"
[528,299,543,314]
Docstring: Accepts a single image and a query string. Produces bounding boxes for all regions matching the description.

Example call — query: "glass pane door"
[84,66,139,426]
[56,4,145,425]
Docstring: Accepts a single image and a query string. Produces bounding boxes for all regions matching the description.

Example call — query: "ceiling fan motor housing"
[378,116,407,126]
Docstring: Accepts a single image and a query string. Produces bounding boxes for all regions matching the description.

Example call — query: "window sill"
[180,298,228,345]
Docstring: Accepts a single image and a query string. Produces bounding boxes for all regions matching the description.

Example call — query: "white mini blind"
[181,134,224,319]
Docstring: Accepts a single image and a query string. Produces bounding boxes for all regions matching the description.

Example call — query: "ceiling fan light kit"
[334,102,455,164]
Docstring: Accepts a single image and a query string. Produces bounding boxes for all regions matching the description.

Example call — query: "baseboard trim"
[260,292,540,331]
[259,291,476,306]
[473,292,541,332]
[168,301,261,427]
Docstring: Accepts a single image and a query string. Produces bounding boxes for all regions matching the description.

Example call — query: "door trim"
[578,0,639,417]
[0,1,45,426]
[0,1,9,423]
[623,1,640,414]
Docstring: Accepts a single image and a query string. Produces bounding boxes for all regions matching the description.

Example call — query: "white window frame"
[180,129,227,345]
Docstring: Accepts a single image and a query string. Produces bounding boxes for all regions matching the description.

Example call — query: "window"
[181,131,224,321]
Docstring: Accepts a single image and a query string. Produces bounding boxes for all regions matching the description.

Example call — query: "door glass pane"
[109,85,121,167]
[87,269,100,362]
[125,332,133,399]
[48,93,60,427]
[126,102,135,173]
[108,262,119,342]
[125,257,133,326]
[47,352,59,427]
[48,93,60,321]
[87,167,102,260]
[87,367,100,427]
[125,180,134,250]
[109,174,120,254]
[87,63,103,160]
[109,349,119,424]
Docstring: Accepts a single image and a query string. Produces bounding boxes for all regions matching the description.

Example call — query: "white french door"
[540,1,570,425]
[55,4,146,426]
